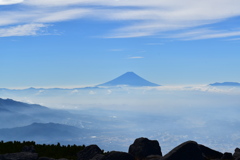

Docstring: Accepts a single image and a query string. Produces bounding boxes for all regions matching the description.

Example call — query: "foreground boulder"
[129,137,162,160]
[233,148,240,159]
[77,145,102,160]
[101,151,134,160]
[89,154,104,160]
[221,152,234,160]
[198,144,223,159]
[161,141,204,160]
[144,155,162,160]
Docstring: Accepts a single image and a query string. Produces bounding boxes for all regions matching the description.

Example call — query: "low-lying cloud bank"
[1,85,240,112]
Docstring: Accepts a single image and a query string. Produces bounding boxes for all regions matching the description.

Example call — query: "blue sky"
[1,0,240,88]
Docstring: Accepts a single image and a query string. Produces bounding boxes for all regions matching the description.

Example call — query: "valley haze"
[1,72,240,154]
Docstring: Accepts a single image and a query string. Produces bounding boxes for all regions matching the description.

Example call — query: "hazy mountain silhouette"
[0,98,80,128]
[0,122,86,143]
[98,72,160,87]
[209,82,240,87]
[0,98,49,113]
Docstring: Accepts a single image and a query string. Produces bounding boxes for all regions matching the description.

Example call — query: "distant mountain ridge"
[0,98,77,129]
[0,98,48,112]
[209,82,240,87]
[98,72,160,87]
[0,122,83,141]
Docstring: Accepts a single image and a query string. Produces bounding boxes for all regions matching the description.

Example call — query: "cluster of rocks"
[78,138,240,160]
[1,137,240,160]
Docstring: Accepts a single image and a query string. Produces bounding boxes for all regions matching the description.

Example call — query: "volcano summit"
[98,72,160,87]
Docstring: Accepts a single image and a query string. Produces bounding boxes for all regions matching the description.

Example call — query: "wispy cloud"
[0,24,49,37]
[1,0,240,39]
[0,0,23,5]
[169,29,240,40]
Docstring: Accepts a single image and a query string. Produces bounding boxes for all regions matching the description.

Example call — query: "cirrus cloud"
[1,0,240,39]
[0,24,48,37]
[0,0,23,5]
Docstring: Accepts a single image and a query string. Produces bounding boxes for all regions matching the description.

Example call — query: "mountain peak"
[98,72,160,87]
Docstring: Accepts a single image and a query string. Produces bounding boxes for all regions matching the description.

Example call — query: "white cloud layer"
[0,24,48,37]
[1,0,240,39]
[0,0,23,5]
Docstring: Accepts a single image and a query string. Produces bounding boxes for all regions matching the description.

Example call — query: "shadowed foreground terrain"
[0,137,239,160]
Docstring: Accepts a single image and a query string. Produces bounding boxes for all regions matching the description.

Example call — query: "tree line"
[0,141,88,159]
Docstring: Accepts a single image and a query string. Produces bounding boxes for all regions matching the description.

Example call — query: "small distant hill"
[0,98,76,129]
[0,122,82,141]
[209,82,240,87]
[97,72,160,87]
[0,122,96,147]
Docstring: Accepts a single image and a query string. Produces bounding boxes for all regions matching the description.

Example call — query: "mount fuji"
[97,72,160,87]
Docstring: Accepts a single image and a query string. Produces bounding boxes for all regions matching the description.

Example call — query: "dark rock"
[129,137,162,160]
[161,141,204,160]
[101,151,134,160]
[89,154,104,160]
[221,152,233,160]
[233,148,240,159]
[145,155,162,160]
[198,144,223,159]
[77,145,102,160]
[22,145,36,153]
[3,152,38,160]
[38,157,55,160]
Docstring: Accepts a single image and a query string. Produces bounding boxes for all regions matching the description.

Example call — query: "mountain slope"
[0,98,48,112]
[98,72,160,87]
[0,98,79,129]
[0,122,88,144]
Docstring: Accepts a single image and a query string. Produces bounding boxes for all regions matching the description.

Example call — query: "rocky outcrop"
[101,151,134,160]
[161,141,204,160]
[233,148,240,160]
[129,137,162,160]
[38,157,55,160]
[1,152,38,160]
[144,155,162,160]
[199,144,223,159]
[221,152,234,160]
[77,145,102,160]
[89,154,104,160]
[1,138,240,160]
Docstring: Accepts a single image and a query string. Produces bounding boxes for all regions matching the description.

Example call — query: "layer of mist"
[0,85,240,154]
